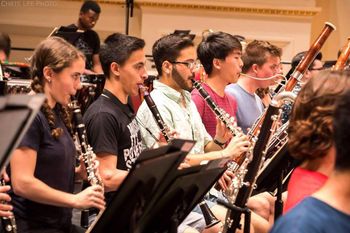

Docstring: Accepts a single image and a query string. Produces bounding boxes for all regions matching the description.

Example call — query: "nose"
[141,69,148,81]
[76,79,82,90]
[239,58,244,68]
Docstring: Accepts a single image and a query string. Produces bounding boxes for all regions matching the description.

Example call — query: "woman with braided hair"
[283,70,350,213]
[8,37,105,233]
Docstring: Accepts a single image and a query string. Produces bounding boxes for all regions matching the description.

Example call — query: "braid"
[31,76,64,139]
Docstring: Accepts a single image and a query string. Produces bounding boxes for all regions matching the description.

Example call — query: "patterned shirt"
[136,80,212,154]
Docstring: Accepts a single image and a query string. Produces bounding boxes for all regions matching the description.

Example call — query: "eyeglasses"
[170,60,199,70]
[309,67,324,71]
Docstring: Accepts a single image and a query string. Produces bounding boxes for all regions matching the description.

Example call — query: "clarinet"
[191,79,241,137]
[139,84,221,228]
[70,97,103,229]
[138,84,172,142]
[70,97,103,187]
[0,179,16,233]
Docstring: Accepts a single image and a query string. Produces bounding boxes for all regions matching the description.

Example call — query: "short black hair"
[286,51,323,79]
[333,86,350,171]
[100,33,145,78]
[0,32,11,58]
[152,35,194,76]
[80,0,101,14]
[197,31,242,75]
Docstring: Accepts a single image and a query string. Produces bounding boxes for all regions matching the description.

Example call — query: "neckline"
[102,89,135,120]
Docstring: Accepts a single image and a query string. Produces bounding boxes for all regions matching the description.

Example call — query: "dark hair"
[197,31,242,75]
[0,32,11,58]
[286,51,323,79]
[31,37,85,139]
[152,35,194,76]
[333,88,350,171]
[100,33,145,78]
[242,40,282,73]
[288,70,350,161]
[80,0,101,14]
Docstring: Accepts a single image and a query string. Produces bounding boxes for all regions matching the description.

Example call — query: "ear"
[213,58,221,70]
[110,62,121,78]
[43,66,53,83]
[251,64,259,74]
[162,61,172,75]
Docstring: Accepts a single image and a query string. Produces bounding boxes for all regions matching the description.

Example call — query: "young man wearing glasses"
[286,51,323,84]
[136,34,249,233]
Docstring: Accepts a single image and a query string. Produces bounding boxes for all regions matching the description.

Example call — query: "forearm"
[100,169,128,192]
[204,141,223,152]
[185,150,224,166]
[12,177,76,208]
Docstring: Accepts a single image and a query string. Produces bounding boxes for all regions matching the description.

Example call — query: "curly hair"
[30,37,84,139]
[288,70,350,161]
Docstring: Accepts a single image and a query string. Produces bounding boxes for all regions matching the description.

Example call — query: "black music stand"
[0,94,45,170]
[137,158,228,233]
[88,139,196,233]
[253,143,295,195]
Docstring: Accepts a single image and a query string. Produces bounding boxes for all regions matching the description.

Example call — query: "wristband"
[213,138,225,148]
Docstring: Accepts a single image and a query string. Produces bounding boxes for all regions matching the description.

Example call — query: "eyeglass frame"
[169,60,199,70]
[308,67,324,71]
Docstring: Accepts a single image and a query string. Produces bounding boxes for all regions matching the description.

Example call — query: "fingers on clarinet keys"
[76,185,105,211]
[224,134,250,160]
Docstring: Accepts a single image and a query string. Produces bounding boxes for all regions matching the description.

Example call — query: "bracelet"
[213,138,225,148]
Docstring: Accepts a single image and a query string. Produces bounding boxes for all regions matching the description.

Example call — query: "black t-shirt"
[10,105,76,230]
[67,24,100,70]
[83,89,142,171]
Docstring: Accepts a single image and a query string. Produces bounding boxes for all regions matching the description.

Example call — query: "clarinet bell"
[199,201,220,228]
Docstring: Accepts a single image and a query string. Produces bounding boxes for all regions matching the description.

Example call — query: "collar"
[153,80,192,105]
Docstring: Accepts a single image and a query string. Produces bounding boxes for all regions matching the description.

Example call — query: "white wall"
[0,0,331,69]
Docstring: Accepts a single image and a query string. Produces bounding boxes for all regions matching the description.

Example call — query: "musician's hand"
[158,130,178,145]
[0,185,13,218]
[217,170,234,191]
[84,69,96,75]
[214,119,232,145]
[178,158,191,170]
[74,185,105,211]
[222,134,250,160]
[1,170,10,182]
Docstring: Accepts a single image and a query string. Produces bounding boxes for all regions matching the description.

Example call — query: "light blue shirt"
[225,83,264,134]
[136,80,212,154]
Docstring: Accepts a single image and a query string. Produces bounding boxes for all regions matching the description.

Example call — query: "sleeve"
[226,91,238,118]
[136,101,161,149]
[92,31,100,55]
[85,112,119,156]
[18,113,43,151]
[191,89,205,118]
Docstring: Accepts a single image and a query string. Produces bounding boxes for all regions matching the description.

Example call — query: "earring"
[47,79,52,83]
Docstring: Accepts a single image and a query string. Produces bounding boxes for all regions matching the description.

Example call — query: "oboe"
[0,179,16,233]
